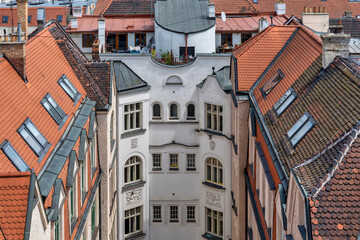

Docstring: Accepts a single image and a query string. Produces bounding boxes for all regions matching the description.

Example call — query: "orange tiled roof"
[211,0,258,14]
[257,0,360,18]
[94,0,113,15]
[0,172,31,240]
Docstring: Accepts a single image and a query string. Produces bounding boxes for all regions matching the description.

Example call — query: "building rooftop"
[102,0,153,16]
[211,0,258,15]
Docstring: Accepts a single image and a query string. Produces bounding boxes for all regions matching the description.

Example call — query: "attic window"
[58,75,81,103]
[287,112,315,147]
[0,140,30,172]
[165,76,183,85]
[18,118,51,162]
[41,93,68,128]
[273,88,297,116]
[2,16,8,23]
[261,70,285,97]
[56,15,63,23]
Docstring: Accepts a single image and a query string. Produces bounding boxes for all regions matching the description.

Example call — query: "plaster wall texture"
[301,13,329,33]
[29,203,51,240]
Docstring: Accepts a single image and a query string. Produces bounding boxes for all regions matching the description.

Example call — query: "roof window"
[0,140,30,172]
[287,112,315,147]
[18,118,51,162]
[58,74,81,103]
[2,16,8,23]
[261,69,285,97]
[56,15,63,23]
[273,88,297,116]
[41,93,68,128]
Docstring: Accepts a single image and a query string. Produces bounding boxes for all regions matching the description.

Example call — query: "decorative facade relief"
[209,140,216,150]
[131,139,138,148]
[205,191,222,208]
[126,188,142,203]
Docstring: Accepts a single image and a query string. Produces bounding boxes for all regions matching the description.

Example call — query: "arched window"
[165,76,183,85]
[187,103,195,120]
[152,103,161,120]
[206,158,223,186]
[169,103,179,120]
[124,156,141,184]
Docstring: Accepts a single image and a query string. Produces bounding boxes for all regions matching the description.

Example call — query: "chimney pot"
[275,1,286,15]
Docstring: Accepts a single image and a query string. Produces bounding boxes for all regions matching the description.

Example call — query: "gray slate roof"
[197,66,232,91]
[114,61,149,94]
[154,0,215,34]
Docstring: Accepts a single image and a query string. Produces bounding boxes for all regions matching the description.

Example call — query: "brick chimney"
[17,0,28,40]
[92,39,100,61]
[258,17,269,32]
[321,33,350,69]
[275,1,286,15]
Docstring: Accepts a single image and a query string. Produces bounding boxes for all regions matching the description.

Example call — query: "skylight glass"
[58,75,81,103]
[18,118,50,159]
[41,93,68,127]
[287,112,315,147]
[273,88,297,116]
[261,69,285,96]
[1,140,29,172]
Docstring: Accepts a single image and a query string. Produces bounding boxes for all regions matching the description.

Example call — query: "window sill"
[202,181,225,190]
[122,180,146,192]
[202,233,223,240]
[152,220,162,223]
[152,168,162,171]
[186,168,196,171]
[121,129,146,138]
[169,220,179,223]
[125,232,146,240]
[169,168,179,171]
[187,220,196,223]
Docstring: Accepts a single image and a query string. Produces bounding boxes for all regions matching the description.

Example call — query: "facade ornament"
[206,191,221,208]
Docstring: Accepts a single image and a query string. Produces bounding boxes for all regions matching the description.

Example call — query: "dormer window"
[0,140,29,172]
[287,112,315,147]
[41,93,68,128]
[273,88,297,116]
[58,75,81,103]
[261,70,285,97]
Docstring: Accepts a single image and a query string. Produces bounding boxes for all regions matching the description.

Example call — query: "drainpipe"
[185,33,188,63]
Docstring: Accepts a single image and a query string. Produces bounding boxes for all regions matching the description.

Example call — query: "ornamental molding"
[205,190,222,208]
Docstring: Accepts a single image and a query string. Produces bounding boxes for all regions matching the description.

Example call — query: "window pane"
[187,104,195,117]
[170,104,178,117]
[287,113,309,138]
[25,121,47,147]
[3,143,29,172]
[19,128,42,155]
[153,104,161,117]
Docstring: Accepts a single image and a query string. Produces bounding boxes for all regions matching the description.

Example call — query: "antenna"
[221,11,226,22]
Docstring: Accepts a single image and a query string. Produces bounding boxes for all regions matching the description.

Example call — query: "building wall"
[29,203,51,240]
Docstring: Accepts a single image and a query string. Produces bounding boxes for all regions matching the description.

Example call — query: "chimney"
[258,17,269,32]
[275,1,286,15]
[321,33,350,69]
[98,16,105,54]
[301,6,329,33]
[37,8,46,30]
[208,2,215,19]
[17,0,28,39]
[92,39,100,61]
[70,17,78,29]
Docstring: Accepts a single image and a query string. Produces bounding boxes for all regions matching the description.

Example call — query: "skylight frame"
[18,118,51,162]
[58,74,81,104]
[261,69,285,97]
[273,88,297,116]
[286,112,316,147]
[41,93,68,129]
[0,140,30,172]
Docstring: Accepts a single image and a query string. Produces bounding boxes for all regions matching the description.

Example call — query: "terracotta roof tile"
[103,0,153,16]
[211,0,258,14]
[0,172,31,240]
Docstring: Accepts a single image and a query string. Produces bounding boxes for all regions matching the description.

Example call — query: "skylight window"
[273,88,297,116]
[41,93,68,128]
[261,70,285,97]
[287,112,315,147]
[58,75,81,103]
[0,140,30,172]
[18,118,51,161]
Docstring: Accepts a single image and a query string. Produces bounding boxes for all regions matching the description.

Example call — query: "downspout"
[185,33,188,63]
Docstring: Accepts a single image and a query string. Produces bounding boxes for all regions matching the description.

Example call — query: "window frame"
[125,206,142,236]
[124,102,142,131]
[261,69,285,97]
[2,16,8,23]
[28,15,32,23]
[273,88,297,116]
[287,112,316,147]
[187,205,196,222]
[169,154,179,171]
[205,158,223,186]
[169,103,179,120]
[58,74,81,103]
[152,103,162,120]
[186,103,196,120]
[17,118,51,161]
[241,33,252,44]
[82,34,95,48]
[124,156,142,184]
[186,154,196,171]
[56,15,63,23]
[205,103,223,132]
[152,153,162,171]
[0,140,29,172]
[206,208,223,237]
[152,205,162,222]
[135,33,146,47]
[169,205,179,223]
[40,93,68,128]
[221,33,232,46]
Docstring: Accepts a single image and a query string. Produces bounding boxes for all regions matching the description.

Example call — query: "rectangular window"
[170,206,178,222]
[153,206,162,222]
[28,15,32,23]
[261,70,285,96]
[90,139,96,177]
[187,206,196,222]
[179,46,195,59]
[18,118,51,160]
[206,103,223,132]
[286,112,315,147]
[0,140,29,172]
[152,154,162,171]
[135,33,146,46]
[124,103,142,131]
[57,15,63,23]
[82,34,95,48]
[221,33,232,46]
[58,75,81,103]
[186,154,196,171]
[91,202,96,234]
[41,93,68,127]
[273,88,297,116]
[2,16,8,23]
[125,206,142,236]
[241,33,252,44]
[206,208,223,237]
[169,154,178,171]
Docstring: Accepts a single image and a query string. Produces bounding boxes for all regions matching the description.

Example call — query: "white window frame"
[186,154,196,171]
[152,103,162,120]
[186,205,196,222]
[68,179,78,234]
[124,103,142,131]
[206,208,223,237]
[152,205,162,222]
[54,207,64,240]
[169,154,179,171]
[152,154,162,171]
[186,103,196,120]
[205,103,223,132]
[169,205,179,223]
[125,206,142,236]
[124,156,142,184]
[205,158,223,186]
[169,103,179,120]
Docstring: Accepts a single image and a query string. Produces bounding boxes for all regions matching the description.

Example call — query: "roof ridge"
[101,0,114,15]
